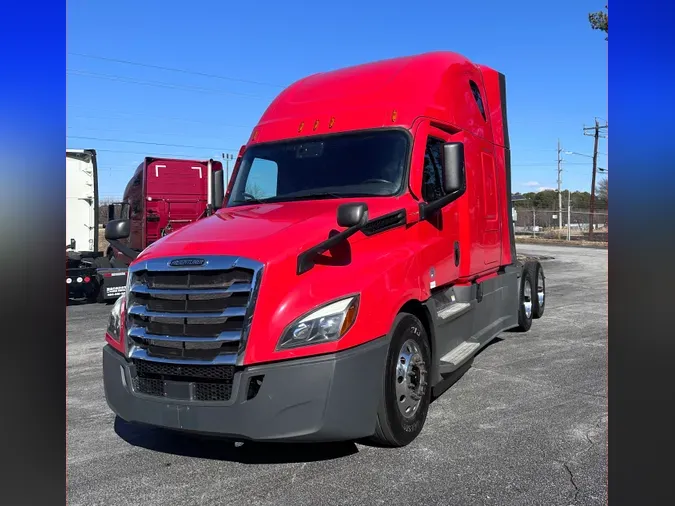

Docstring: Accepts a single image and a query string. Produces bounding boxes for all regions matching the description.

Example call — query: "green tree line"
[514,185,607,210]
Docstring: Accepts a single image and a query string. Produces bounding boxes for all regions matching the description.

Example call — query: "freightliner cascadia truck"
[102,51,547,447]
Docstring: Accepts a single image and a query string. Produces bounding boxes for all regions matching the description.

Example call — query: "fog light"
[76,277,83,283]
[66,278,72,284]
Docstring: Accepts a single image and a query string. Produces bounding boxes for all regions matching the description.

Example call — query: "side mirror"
[442,142,465,194]
[337,202,368,228]
[419,142,466,220]
[297,202,369,275]
[105,219,130,241]
[108,203,116,222]
[213,169,224,210]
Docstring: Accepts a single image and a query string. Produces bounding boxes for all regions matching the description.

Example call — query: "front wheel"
[369,313,431,447]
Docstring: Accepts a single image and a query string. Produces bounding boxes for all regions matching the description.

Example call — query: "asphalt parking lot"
[67,244,607,506]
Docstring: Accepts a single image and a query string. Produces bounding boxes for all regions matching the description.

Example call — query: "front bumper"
[103,336,389,442]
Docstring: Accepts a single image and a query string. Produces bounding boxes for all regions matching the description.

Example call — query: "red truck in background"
[103,51,547,447]
[107,157,226,266]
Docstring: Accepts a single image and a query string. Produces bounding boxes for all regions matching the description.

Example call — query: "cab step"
[436,301,472,321]
[439,341,481,367]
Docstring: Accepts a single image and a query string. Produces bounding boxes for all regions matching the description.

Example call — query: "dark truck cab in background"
[107,157,225,266]
[102,51,547,447]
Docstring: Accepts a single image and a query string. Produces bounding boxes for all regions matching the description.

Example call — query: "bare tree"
[245,182,267,199]
[596,178,608,203]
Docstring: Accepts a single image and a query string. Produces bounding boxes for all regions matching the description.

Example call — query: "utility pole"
[222,153,234,186]
[583,119,608,238]
[532,206,536,238]
[567,189,571,241]
[557,139,563,232]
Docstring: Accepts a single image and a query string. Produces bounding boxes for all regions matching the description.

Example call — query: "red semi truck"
[107,157,226,266]
[103,52,546,447]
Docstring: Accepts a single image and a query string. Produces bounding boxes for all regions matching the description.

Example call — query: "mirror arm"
[107,239,139,261]
[419,189,464,221]
[297,225,362,275]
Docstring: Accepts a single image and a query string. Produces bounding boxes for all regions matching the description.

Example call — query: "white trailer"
[66,149,98,253]
[66,149,127,302]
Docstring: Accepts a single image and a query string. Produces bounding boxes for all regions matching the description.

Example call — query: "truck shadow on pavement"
[113,337,509,462]
[114,416,359,464]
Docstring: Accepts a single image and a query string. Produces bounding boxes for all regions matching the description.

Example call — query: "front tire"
[370,313,431,448]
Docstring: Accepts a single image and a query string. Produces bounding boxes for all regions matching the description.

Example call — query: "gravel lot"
[67,244,607,506]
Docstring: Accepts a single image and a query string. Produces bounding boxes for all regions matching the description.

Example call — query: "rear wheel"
[88,256,112,303]
[94,256,112,269]
[527,261,545,319]
[370,313,431,447]
[514,266,534,332]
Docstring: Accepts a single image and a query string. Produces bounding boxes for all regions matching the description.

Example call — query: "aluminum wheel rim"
[537,270,545,307]
[523,279,533,319]
[395,339,427,419]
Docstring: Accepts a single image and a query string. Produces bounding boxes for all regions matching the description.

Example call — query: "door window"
[422,137,446,202]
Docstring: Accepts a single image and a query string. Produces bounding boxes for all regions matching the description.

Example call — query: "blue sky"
[66,0,607,200]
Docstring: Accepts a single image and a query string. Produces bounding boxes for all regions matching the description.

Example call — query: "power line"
[67,110,253,129]
[66,125,248,142]
[67,135,239,151]
[68,52,285,88]
[87,148,240,157]
[66,69,272,99]
[512,162,592,167]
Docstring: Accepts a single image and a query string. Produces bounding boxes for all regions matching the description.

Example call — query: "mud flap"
[97,268,128,300]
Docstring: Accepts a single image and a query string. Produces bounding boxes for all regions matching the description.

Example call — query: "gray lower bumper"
[103,337,389,442]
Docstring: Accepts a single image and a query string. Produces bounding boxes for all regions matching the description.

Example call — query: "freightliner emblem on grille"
[169,258,206,267]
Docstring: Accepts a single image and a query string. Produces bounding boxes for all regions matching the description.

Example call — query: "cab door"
[413,122,462,290]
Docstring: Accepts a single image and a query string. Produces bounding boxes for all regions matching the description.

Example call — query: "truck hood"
[136,198,409,265]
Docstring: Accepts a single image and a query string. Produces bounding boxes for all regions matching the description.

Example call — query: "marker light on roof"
[391,109,398,122]
[298,121,304,133]
[329,117,335,129]
[313,120,319,131]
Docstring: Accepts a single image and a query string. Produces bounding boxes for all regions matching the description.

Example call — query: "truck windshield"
[227,130,409,206]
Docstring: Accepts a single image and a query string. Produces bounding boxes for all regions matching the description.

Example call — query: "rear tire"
[94,256,112,269]
[89,257,112,303]
[527,261,545,319]
[369,313,431,448]
[514,266,534,332]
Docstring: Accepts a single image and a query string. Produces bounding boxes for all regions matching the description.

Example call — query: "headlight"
[106,294,126,343]
[277,296,359,350]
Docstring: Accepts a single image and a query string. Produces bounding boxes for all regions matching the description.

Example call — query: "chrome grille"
[124,256,263,400]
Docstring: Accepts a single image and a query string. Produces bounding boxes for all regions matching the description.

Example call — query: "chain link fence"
[513,208,608,242]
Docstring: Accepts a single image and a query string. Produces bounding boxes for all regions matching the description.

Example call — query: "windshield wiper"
[230,191,371,207]
[289,192,344,200]
[230,195,266,206]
